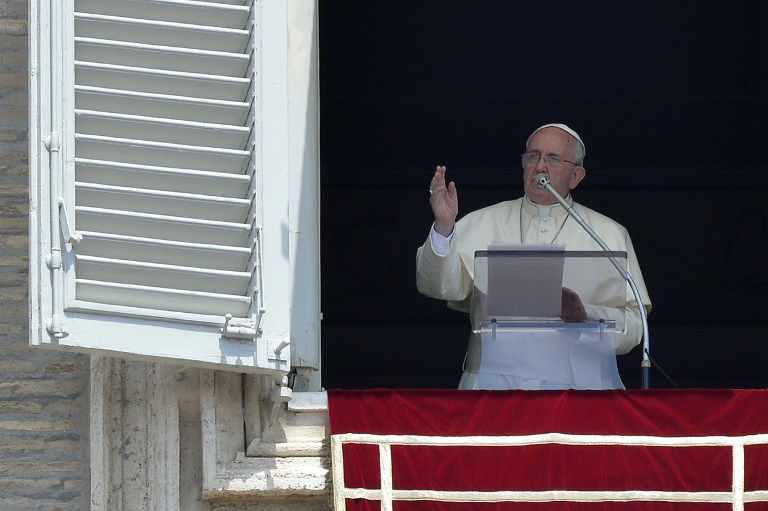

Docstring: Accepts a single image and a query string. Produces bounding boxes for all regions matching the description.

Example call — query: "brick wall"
[0,1,89,509]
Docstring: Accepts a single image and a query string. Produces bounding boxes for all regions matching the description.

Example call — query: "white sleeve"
[429,222,454,256]
[416,223,473,302]
[582,303,644,355]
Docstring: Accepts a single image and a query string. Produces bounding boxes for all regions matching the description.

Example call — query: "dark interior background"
[318,1,768,390]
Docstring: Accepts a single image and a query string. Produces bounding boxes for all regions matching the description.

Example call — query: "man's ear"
[570,166,586,190]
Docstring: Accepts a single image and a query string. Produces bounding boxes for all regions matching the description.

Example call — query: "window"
[29,0,320,379]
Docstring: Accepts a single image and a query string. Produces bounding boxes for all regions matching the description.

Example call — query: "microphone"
[534,173,652,389]
[534,173,550,190]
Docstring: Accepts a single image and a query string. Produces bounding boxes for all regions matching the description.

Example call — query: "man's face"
[522,127,586,205]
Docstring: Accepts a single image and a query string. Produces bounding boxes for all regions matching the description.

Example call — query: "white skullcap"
[526,123,585,159]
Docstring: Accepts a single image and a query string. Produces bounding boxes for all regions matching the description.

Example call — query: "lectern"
[472,248,629,390]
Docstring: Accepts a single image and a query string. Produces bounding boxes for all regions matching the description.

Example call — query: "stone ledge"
[248,441,327,457]
[204,454,332,505]
[288,391,328,412]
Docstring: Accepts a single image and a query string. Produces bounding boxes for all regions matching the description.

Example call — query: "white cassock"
[416,195,651,390]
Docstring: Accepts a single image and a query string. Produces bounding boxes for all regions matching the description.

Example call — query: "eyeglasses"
[521,152,578,169]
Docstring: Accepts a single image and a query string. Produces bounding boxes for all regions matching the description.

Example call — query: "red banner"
[328,389,768,511]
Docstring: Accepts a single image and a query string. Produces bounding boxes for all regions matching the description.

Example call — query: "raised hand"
[429,165,458,236]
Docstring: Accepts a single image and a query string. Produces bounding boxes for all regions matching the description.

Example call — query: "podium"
[472,248,629,390]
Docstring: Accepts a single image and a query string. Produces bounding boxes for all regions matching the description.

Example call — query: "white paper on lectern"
[486,244,565,318]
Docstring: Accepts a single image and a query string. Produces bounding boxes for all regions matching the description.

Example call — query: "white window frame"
[29,0,320,381]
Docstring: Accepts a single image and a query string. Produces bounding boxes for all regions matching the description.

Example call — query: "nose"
[534,156,548,172]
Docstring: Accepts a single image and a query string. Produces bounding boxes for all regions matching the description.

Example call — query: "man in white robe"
[416,123,652,390]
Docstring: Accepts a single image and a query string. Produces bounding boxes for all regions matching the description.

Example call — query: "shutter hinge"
[43,131,60,153]
[221,313,259,340]
[45,314,68,339]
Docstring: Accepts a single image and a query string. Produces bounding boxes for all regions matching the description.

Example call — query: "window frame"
[29,0,320,380]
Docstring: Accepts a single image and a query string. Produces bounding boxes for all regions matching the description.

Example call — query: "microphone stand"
[536,174,651,389]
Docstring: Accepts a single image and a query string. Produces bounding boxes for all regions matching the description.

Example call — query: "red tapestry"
[327,389,768,511]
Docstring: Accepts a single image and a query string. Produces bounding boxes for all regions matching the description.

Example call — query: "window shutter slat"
[74,110,251,150]
[75,0,251,30]
[74,280,251,317]
[75,135,250,171]
[76,255,251,295]
[77,231,251,271]
[75,159,251,196]
[75,14,250,52]
[75,207,251,247]
[75,86,251,124]
[75,183,250,222]
[75,61,251,101]
[75,38,250,77]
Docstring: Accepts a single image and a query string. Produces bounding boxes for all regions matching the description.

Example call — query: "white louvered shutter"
[29,0,309,376]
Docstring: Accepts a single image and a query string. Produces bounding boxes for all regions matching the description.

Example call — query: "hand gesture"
[429,165,458,236]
